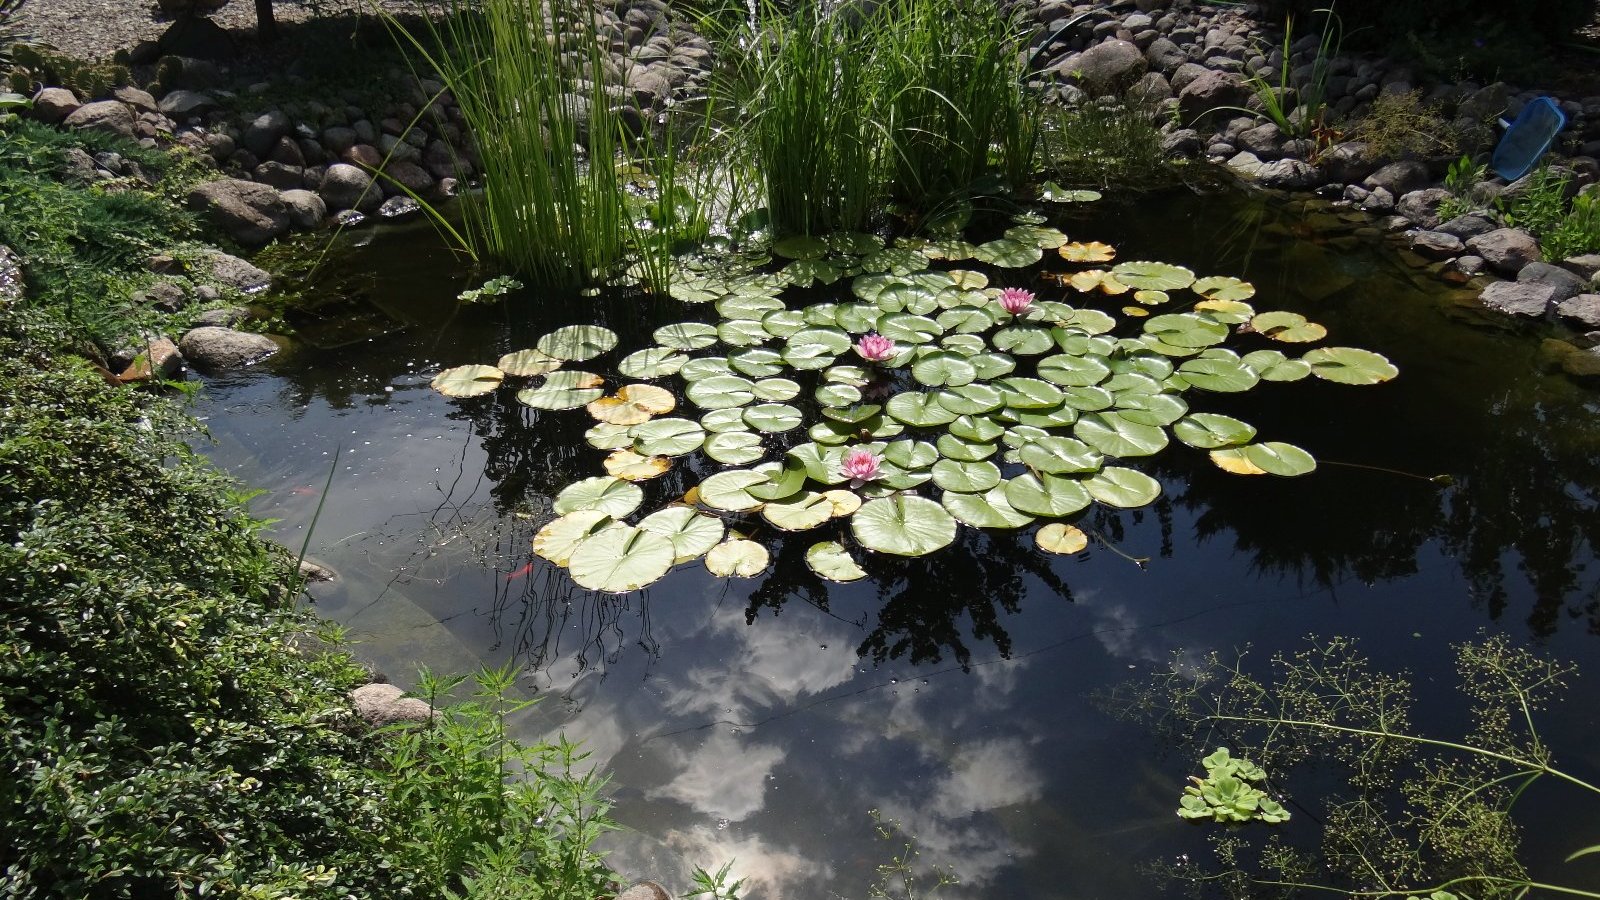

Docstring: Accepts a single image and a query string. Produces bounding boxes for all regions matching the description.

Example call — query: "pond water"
[193,182,1600,899]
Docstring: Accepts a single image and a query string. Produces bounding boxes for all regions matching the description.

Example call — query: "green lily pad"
[749,458,810,501]
[852,495,958,556]
[942,485,1035,529]
[968,352,1017,379]
[685,374,757,409]
[638,507,727,563]
[935,433,998,461]
[704,430,766,464]
[1074,411,1170,457]
[1303,347,1399,385]
[1114,392,1188,427]
[992,326,1055,356]
[1172,413,1257,449]
[554,476,643,517]
[821,403,884,425]
[631,418,706,456]
[1004,224,1068,249]
[1213,441,1318,476]
[1003,425,1052,448]
[705,539,770,577]
[874,283,940,315]
[516,384,605,410]
[762,491,836,531]
[996,377,1065,410]
[1251,311,1327,343]
[752,377,801,402]
[816,383,863,407]
[718,318,772,347]
[432,364,504,398]
[568,525,676,592]
[1057,385,1115,411]
[1019,436,1104,474]
[1133,289,1170,306]
[727,348,784,378]
[933,383,1004,416]
[718,294,786,322]
[744,403,803,433]
[825,365,871,387]
[912,351,978,387]
[1194,298,1256,324]
[1145,313,1230,349]
[699,469,771,511]
[1192,275,1256,301]
[1007,403,1080,428]
[937,306,998,334]
[1005,473,1092,517]
[784,258,847,287]
[1054,308,1118,335]
[835,303,883,333]
[669,277,722,304]
[886,391,959,427]
[878,313,941,345]
[496,349,563,377]
[973,238,1043,267]
[699,408,750,433]
[533,510,613,566]
[618,347,687,379]
[772,234,829,259]
[949,414,1004,442]
[932,458,1003,493]
[882,440,939,469]
[1038,353,1111,387]
[679,357,732,381]
[1083,466,1162,508]
[805,541,869,582]
[1111,261,1196,291]
[536,325,618,361]
[1241,349,1312,382]
[586,422,635,450]
[762,308,807,337]
[1177,357,1260,393]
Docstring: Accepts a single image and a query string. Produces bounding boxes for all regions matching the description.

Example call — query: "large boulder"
[196,249,272,293]
[1073,39,1148,96]
[318,163,382,213]
[179,326,279,369]
[1362,160,1430,198]
[158,89,218,118]
[188,178,291,246]
[30,87,81,124]
[1556,294,1600,328]
[1178,70,1247,127]
[1516,261,1589,303]
[1478,281,1558,317]
[1396,188,1452,229]
[1317,141,1379,186]
[1256,158,1321,190]
[1466,228,1542,276]
[62,101,135,138]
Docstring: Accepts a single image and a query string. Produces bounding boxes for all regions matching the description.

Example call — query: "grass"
[1035,100,1173,190]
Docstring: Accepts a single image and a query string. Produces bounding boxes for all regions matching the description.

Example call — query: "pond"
[192,181,1600,899]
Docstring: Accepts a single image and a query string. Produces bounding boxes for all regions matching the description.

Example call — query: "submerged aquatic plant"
[430,200,1398,592]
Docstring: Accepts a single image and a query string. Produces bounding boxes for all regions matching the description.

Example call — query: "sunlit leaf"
[639,507,726,563]
[603,449,672,481]
[706,539,770,577]
[805,541,869,582]
[432,364,504,398]
[536,324,618,361]
[568,525,676,592]
[553,476,643,517]
[852,495,958,556]
[533,510,612,566]
[1036,523,1088,554]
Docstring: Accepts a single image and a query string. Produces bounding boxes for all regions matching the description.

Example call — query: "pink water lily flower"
[841,447,882,486]
[998,287,1035,315]
[855,332,896,362]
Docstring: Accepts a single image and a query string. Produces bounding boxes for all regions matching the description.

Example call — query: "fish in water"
[504,562,535,581]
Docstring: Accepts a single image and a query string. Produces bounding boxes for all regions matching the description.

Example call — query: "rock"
[1127,71,1172,105]
[380,160,434,197]
[112,86,159,114]
[1541,339,1600,378]
[1452,255,1487,276]
[243,110,293,159]
[157,15,235,60]
[1225,150,1265,177]
[1556,294,1600,327]
[158,89,218,118]
[1458,82,1511,122]
[1436,214,1497,240]
[1256,159,1321,189]
[1317,141,1378,186]
[1359,186,1395,213]
[281,189,327,229]
[1396,188,1452,229]
[1362,160,1430,198]
[1073,39,1147,96]
[322,125,358,155]
[1236,122,1283,158]
[252,161,306,192]
[1517,261,1589,303]
[137,280,190,312]
[1161,128,1203,157]
[1144,36,1187,73]
[1559,254,1600,282]
[1466,228,1542,275]
[350,683,433,728]
[333,208,368,228]
[30,87,81,124]
[378,195,422,219]
[1178,69,1246,126]
[1409,230,1464,260]
[193,305,248,327]
[319,163,382,213]
[377,133,421,163]
[342,144,383,169]
[116,337,184,383]
[615,883,672,900]
[188,178,291,246]
[197,248,272,293]
[298,559,336,582]
[1478,281,1558,317]
[63,101,136,138]
[179,326,279,369]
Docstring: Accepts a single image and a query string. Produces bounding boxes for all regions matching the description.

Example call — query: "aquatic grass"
[1036,100,1172,189]
[378,0,632,290]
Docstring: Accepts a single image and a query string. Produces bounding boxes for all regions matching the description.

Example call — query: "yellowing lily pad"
[705,539,770,577]
[533,510,613,566]
[805,541,869,582]
[587,384,676,425]
[497,349,563,377]
[603,449,672,481]
[568,525,675,592]
[1035,523,1088,554]
[432,364,504,398]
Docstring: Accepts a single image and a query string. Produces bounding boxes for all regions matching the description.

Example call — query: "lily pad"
[784,258,847,286]
[1145,313,1230,349]
[553,476,643,517]
[1036,523,1088,554]
[639,507,726,563]
[882,440,939,469]
[1005,473,1092,517]
[718,318,772,347]
[1005,224,1068,249]
[1211,441,1317,476]
[1195,298,1256,324]
[751,377,801,402]
[1241,349,1312,382]
[886,392,959,427]
[912,351,978,387]
[1112,261,1196,291]
[816,383,862,407]
[1038,353,1111,387]
[588,384,675,425]
[942,485,1035,529]
[699,408,750,433]
[949,414,1005,442]
[772,234,829,259]
[1074,411,1169,457]
[516,383,605,410]
[654,322,720,350]
[698,470,771,511]
[1173,413,1257,449]
[744,403,803,433]
[1040,182,1102,203]
[973,238,1043,267]
[537,324,618,361]
[705,539,770,577]
[603,449,672,481]
[679,357,732,381]
[1058,241,1116,263]
[805,541,869,582]
[1083,466,1162,508]
[586,422,634,450]
[932,458,1002,493]
[1192,275,1256,302]
[533,510,613,566]
[935,433,998,461]
[686,374,757,409]
[996,377,1065,410]
[497,350,563,377]
[704,430,766,464]
[933,383,1004,416]
[1069,269,1130,295]
[1303,347,1399,385]
[1251,311,1327,343]
[568,525,676,592]
[630,418,706,456]
[729,348,785,377]
[852,495,958,556]
[762,492,836,531]
[432,364,504,398]
[617,347,686,379]
[992,326,1056,356]
[1019,436,1104,475]
[1177,357,1260,393]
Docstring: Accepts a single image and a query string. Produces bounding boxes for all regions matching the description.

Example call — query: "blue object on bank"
[1491,96,1567,181]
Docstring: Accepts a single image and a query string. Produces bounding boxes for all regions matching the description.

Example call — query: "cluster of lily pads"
[1177,747,1290,824]
[429,214,1397,592]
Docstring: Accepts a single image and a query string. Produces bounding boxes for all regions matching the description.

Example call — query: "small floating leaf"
[603,449,672,481]
[639,507,726,563]
[1192,276,1256,302]
[1005,224,1068,249]
[1177,357,1259,393]
[805,541,869,582]
[705,539,770,577]
[568,525,676,592]
[1005,473,1092,517]
[1303,347,1399,385]
[617,347,686,379]
[852,495,958,556]
[1019,436,1104,474]
[654,321,719,350]
[588,384,675,425]
[1195,298,1255,323]
[1069,269,1130,295]
[1211,442,1317,476]
[1173,413,1257,449]
[553,476,643,517]
[1041,182,1102,203]
[912,351,978,387]
[753,377,801,402]
[1251,311,1327,344]
[1058,241,1116,263]
[932,458,1002,493]
[698,470,770,512]
[630,418,706,456]
[537,325,618,361]
[1241,349,1312,382]
[497,350,563,377]
[432,364,504,398]
[704,430,766,464]
[1074,411,1169,457]
[686,374,757,409]
[517,383,604,410]
[973,238,1043,268]
[762,492,836,531]
[743,403,803,433]
[586,422,634,450]
[1112,261,1196,291]
[1083,466,1162,508]
[773,234,828,259]
[1035,523,1088,554]
[699,408,749,433]
[942,485,1035,529]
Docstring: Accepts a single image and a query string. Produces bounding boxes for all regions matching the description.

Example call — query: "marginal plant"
[1178,748,1291,824]
[429,200,1398,593]
[1436,155,1488,223]
[1543,191,1600,261]
[1497,165,1571,241]
[1226,7,1343,138]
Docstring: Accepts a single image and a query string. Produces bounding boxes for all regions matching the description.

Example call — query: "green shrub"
[1542,192,1600,261]
[1497,165,1571,240]
[1436,154,1488,222]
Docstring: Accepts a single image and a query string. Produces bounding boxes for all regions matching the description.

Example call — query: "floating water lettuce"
[427,221,1397,592]
[1177,748,1290,825]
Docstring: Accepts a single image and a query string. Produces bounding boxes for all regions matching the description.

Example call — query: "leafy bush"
[0,0,26,68]
[1435,155,1488,222]
[1542,192,1600,261]
[1497,165,1571,240]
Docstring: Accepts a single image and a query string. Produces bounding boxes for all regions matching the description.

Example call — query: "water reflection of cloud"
[650,731,786,822]
[659,827,832,899]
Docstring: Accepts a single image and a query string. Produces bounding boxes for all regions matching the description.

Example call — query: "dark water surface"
[193,185,1600,899]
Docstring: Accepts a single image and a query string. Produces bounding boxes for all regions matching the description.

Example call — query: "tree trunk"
[254,0,277,41]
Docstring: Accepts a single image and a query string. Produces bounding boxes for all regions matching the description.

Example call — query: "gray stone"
[377,133,421,163]
[1363,160,1430,198]
[1359,186,1395,213]
[1169,62,1209,95]
[1558,254,1600,282]
[1074,39,1147,96]
[1145,36,1187,73]
[179,326,279,369]
[1556,294,1600,327]
[31,87,81,124]
[1452,255,1487,276]
[193,306,248,328]
[1436,214,1497,240]
[1178,69,1247,126]
[1466,228,1542,275]
[318,163,382,214]
[197,248,272,293]
[281,189,327,229]
[1317,141,1378,186]
[1409,230,1464,260]
[1236,122,1283,157]
[1128,71,1173,105]
[1161,128,1203,157]
[243,110,293,159]
[350,683,433,728]
[381,160,434,197]
[333,208,368,228]
[253,161,306,192]
[1256,159,1321,189]
[1225,151,1265,177]
[1517,261,1589,303]
[63,101,135,138]
[137,280,189,312]
[322,125,359,155]
[113,86,159,114]
[188,178,290,246]
[1396,188,1453,229]
[158,89,217,118]
[378,195,422,219]
[615,883,671,900]
[1458,82,1511,122]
